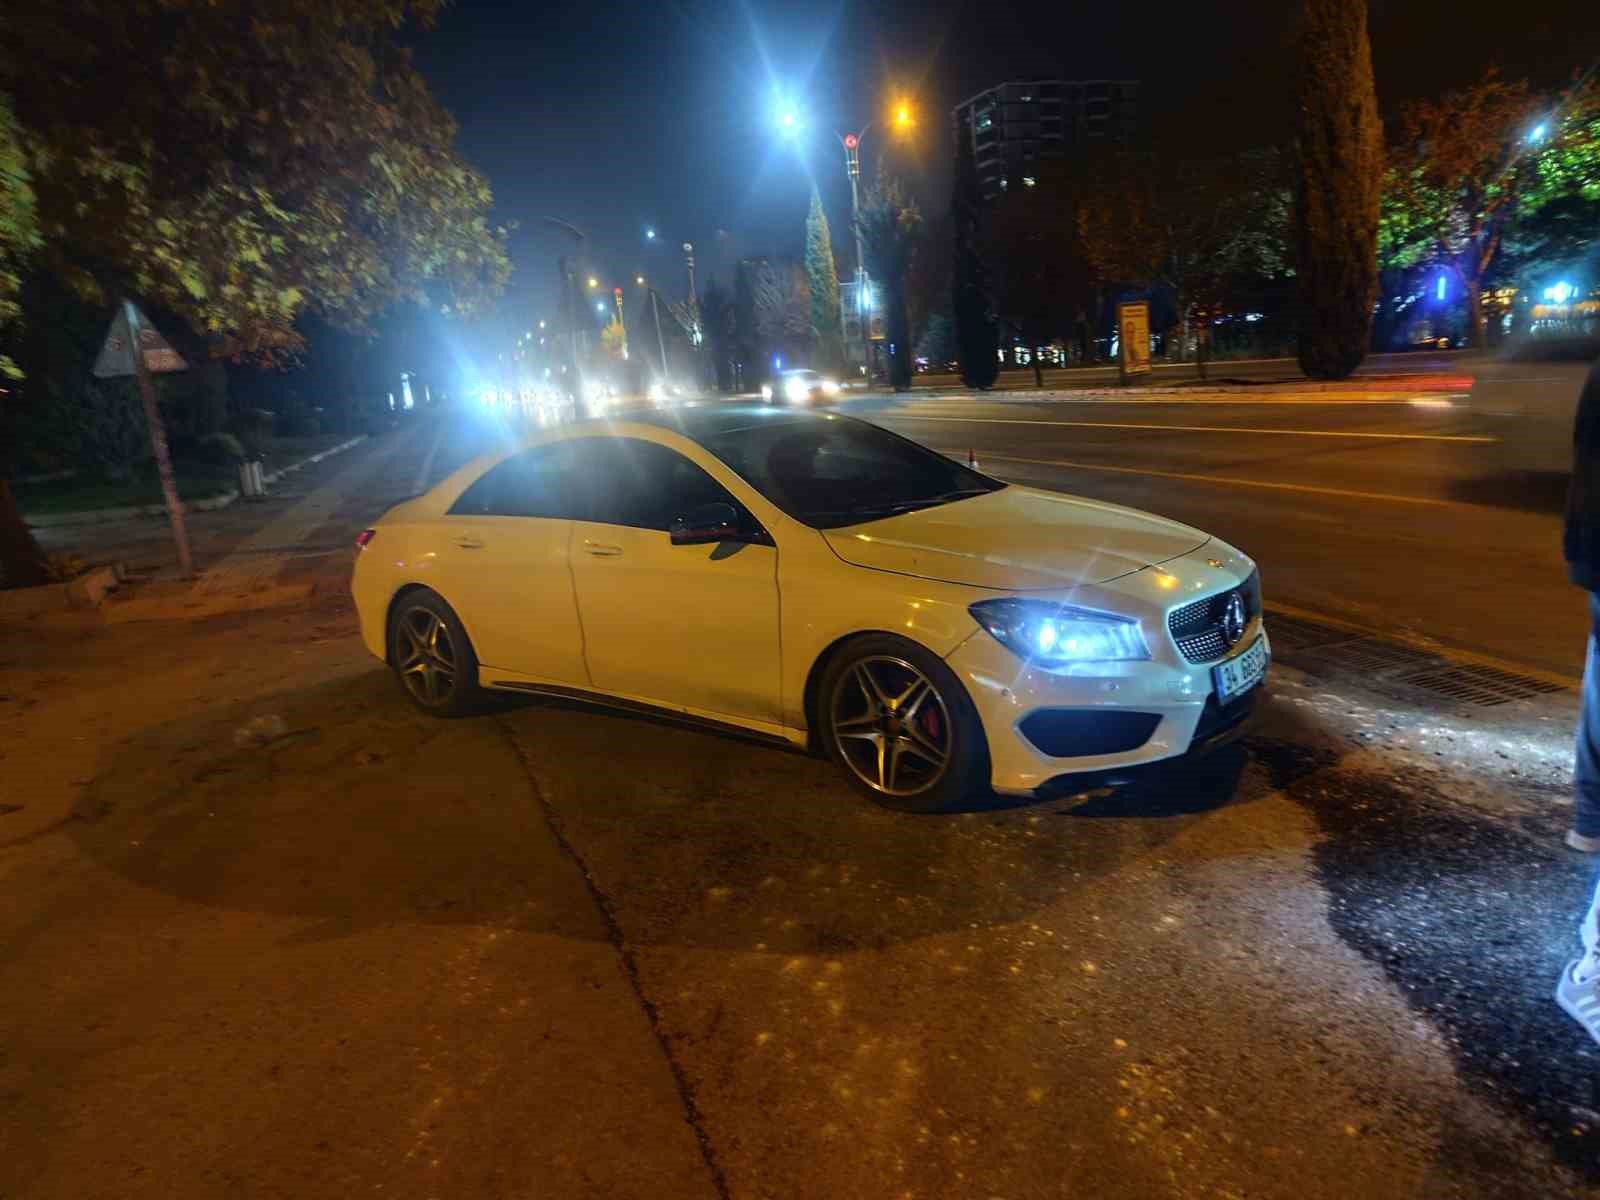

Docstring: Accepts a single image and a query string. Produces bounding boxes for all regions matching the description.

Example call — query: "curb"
[23,435,368,528]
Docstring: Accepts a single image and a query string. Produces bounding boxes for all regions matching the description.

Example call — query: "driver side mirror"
[669,501,744,546]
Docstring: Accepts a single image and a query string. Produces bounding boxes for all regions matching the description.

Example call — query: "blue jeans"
[1577,594,1600,837]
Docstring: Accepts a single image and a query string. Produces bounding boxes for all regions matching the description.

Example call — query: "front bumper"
[945,545,1268,795]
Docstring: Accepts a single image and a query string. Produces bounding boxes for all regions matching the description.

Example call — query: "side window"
[568,438,739,531]
[448,443,575,518]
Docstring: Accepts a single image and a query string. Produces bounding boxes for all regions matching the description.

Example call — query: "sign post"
[92,301,193,579]
[1117,301,1151,384]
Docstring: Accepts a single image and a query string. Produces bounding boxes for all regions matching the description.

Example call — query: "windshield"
[698,414,1005,529]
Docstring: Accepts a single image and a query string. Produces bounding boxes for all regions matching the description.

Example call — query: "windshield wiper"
[812,488,995,525]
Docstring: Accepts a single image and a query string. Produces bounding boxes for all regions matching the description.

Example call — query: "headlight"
[760,384,774,401]
[784,377,809,402]
[821,378,840,395]
[969,598,1149,665]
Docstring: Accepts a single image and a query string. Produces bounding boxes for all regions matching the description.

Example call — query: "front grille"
[1168,571,1260,664]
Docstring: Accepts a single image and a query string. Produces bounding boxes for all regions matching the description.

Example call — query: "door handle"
[582,540,623,557]
[453,535,484,550]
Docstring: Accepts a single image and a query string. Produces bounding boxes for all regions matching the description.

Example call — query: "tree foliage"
[857,169,923,391]
[804,188,843,369]
[1292,0,1383,379]
[0,95,39,382]
[1382,69,1600,341]
[1,0,509,361]
[1079,148,1288,358]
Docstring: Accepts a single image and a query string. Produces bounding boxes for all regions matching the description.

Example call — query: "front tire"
[817,634,990,812]
[388,590,482,717]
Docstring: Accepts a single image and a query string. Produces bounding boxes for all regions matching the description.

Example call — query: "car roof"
[780,367,820,376]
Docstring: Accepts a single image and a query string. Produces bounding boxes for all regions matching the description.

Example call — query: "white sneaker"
[1566,830,1600,854]
[1587,879,1600,955]
[1556,958,1600,1046]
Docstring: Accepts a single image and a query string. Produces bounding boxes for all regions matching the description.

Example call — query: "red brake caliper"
[919,705,942,743]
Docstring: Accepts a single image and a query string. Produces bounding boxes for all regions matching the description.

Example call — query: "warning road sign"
[92,304,189,379]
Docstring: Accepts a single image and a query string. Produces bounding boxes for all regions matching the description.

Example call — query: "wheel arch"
[383,583,441,665]
[801,628,944,751]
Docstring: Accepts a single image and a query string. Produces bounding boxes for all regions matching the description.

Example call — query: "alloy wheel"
[395,606,457,707]
[829,655,952,797]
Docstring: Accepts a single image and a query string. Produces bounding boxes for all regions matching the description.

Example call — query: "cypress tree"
[1293,0,1383,379]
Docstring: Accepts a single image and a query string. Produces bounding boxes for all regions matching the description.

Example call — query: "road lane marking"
[902,394,1466,406]
[883,414,1498,443]
[956,451,1468,508]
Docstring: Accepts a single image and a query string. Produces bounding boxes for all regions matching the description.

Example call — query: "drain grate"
[1257,613,1350,652]
[1314,639,1445,675]
[1265,611,1571,708]
[1393,662,1567,707]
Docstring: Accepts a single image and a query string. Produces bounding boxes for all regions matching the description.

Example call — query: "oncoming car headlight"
[760,383,774,401]
[784,377,809,403]
[969,598,1149,665]
[821,377,841,395]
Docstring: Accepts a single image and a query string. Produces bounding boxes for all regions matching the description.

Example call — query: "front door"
[565,437,781,723]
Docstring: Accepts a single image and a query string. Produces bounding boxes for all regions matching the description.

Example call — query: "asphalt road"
[4,403,1600,1199]
[910,348,1475,391]
[847,356,1595,679]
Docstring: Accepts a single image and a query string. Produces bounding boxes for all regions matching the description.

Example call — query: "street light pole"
[542,217,588,397]
[840,127,873,383]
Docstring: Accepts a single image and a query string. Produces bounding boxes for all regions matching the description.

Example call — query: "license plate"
[1212,635,1268,701]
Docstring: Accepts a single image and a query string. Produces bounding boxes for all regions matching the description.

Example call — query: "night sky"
[414,0,1600,344]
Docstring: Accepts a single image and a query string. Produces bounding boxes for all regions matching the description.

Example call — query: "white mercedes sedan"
[352,406,1268,810]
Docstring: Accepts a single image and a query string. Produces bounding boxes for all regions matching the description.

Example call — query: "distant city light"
[1436,273,1448,301]
[636,274,646,285]
[596,301,606,314]
[646,228,656,240]
[1545,281,1577,304]
[538,319,546,329]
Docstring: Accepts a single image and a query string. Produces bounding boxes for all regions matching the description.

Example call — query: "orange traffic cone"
[968,448,980,471]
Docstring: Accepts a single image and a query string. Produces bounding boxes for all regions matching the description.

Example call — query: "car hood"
[821,485,1210,590]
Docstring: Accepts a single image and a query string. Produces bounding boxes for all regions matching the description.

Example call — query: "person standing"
[1562,359,1600,853]
[1558,360,1600,1043]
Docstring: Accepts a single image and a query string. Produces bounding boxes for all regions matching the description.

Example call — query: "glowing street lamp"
[596,301,606,315]
[636,274,646,286]
[892,100,914,133]
[645,228,657,241]
[587,276,599,289]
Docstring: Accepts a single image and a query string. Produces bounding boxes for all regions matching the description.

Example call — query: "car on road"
[352,406,1268,809]
[760,368,841,405]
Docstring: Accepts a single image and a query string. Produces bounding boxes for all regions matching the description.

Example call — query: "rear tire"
[388,590,482,717]
[817,633,990,812]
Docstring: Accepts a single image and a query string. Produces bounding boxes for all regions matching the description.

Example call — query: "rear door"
[440,442,587,684]
[565,437,781,722]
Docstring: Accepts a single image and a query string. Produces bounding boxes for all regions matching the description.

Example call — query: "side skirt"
[487,679,808,749]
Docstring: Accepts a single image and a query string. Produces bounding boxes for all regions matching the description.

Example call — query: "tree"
[989,163,1093,385]
[699,278,735,392]
[734,257,786,382]
[951,128,999,389]
[804,188,844,370]
[857,170,923,392]
[1079,148,1289,373]
[915,311,959,368]
[0,95,45,585]
[0,0,509,586]
[1292,0,1383,379]
[598,318,626,361]
[1383,70,1600,344]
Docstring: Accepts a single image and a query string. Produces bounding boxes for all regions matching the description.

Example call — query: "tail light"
[354,528,376,550]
